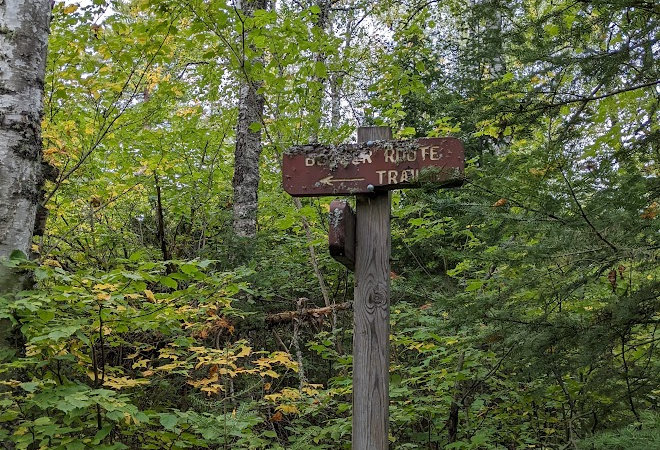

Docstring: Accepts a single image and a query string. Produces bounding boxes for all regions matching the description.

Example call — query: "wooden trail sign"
[282,137,464,196]
[282,127,464,450]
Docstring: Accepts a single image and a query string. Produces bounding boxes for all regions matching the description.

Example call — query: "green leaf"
[38,309,55,322]
[0,410,19,422]
[121,271,143,280]
[160,276,178,289]
[9,250,27,261]
[20,382,39,392]
[544,23,559,37]
[314,61,327,78]
[160,413,178,431]
[34,267,49,280]
[179,264,198,276]
[401,127,416,136]
[465,280,485,292]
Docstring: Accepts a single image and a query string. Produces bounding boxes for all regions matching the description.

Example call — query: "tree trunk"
[0,0,51,355]
[307,0,330,142]
[0,0,51,290]
[330,73,340,130]
[232,0,266,238]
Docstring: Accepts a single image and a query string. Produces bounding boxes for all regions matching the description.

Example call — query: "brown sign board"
[328,200,356,270]
[282,138,464,197]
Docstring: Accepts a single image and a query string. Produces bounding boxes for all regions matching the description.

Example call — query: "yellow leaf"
[302,386,320,396]
[188,373,219,388]
[529,167,547,177]
[155,362,182,371]
[277,404,299,414]
[132,359,149,369]
[280,388,301,400]
[270,351,298,370]
[103,376,149,389]
[63,4,79,14]
[254,358,272,368]
[201,384,224,395]
[264,393,281,402]
[262,370,280,378]
[144,289,156,302]
[43,259,61,268]
[236,345,251,358]
[94,283,117,291]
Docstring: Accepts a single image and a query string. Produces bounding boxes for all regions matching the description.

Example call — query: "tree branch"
[560,170,618,252]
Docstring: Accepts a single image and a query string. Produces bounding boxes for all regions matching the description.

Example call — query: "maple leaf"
[277,404,299,414]
[236,345,251,358]
[103,376,149,389]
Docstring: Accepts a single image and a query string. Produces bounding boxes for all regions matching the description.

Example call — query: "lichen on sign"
[282,137,465,197]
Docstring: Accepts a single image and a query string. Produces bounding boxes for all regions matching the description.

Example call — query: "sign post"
[282,127,464,450]
[352,126,392,449]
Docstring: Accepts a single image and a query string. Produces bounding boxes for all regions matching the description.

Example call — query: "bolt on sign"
[282,137,465,197]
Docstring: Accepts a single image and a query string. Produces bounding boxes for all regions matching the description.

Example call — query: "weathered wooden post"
[282,126,464,449]
[352,126,392,449]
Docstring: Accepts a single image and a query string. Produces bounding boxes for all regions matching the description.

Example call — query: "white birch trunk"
[0,0,51,290]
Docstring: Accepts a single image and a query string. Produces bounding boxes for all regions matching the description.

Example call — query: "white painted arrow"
[319,175,366,186]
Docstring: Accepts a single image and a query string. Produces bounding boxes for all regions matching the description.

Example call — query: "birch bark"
[0,0,51,290]
[232,0,266,238]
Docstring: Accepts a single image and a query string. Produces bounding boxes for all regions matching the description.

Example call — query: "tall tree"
[232,0,267,238]
[0,0,51,290]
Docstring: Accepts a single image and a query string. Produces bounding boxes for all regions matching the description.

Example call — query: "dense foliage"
[1,0,658,448]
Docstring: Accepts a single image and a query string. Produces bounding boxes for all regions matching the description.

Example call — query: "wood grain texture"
[353,126,392,449]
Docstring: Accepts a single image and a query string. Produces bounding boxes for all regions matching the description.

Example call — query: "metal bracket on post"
[328,200,356,271]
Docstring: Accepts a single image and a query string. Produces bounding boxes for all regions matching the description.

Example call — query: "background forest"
[0,0,658,448]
